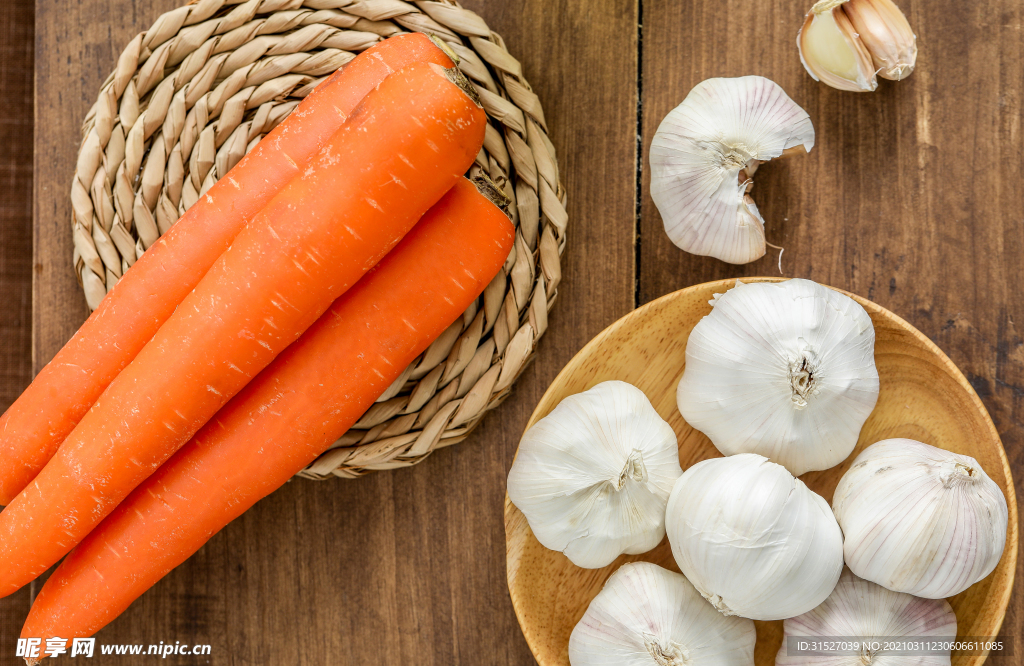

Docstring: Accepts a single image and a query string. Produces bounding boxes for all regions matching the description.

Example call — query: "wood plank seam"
[634,0,645,310]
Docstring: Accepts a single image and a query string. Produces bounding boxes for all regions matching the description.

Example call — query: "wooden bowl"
[505,278,1018,666]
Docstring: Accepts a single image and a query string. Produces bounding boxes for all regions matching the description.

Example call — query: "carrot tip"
[428,35,460,66]
[430,62,482,108]
[470,173,512,216]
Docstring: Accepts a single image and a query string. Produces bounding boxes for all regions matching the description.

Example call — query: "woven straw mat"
[69,0,567,479]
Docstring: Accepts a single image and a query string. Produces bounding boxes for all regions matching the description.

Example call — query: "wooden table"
[1,0,1021,663]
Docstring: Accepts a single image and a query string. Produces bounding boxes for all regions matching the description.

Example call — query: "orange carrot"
[0,62,485,597]
[21,178,513,643]
[0,33,453,505]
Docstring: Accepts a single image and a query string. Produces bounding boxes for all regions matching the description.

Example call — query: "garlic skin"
[570,562,756,666]
[777,569,957,666]
[649,76,814,265]
[843,0,918,80]
[833,439,1009,599]
[798,0,917,92]
[665,453,844,621]
[677,279,879,477]
[798,4,877,92]
[507,381,683,569]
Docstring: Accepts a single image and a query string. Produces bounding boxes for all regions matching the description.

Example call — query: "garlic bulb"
[507,381,683,569]
[649,76,814,265]
[570,562,756,666]
[665,453,844,620]
[833,439,1008,599]
[677,279,879,476]
[777,569,957,666]
[799,0,917,92]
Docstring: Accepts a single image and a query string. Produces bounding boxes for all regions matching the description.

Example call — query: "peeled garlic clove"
[843,0,917,81]
[798,2,878,92]
[507,381,683,569]
[649,76,814,264]
[665,453,844,621]
[570,562,756,666]
[677,279,879,477]
[833,438,1009,599]
[777,569,957,666]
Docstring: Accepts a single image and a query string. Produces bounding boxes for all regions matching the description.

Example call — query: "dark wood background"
[1,0,1022,663]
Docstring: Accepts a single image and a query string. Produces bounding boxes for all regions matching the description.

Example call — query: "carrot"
[0,62,485,597]
[0,33,453,505]
[21,178,514,644]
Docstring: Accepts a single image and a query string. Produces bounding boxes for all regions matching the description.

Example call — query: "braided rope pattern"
[69,0,567,479]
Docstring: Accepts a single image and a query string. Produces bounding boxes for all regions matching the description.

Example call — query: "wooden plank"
[22,1,637,664]
[0,0,38,653]
[0,0,33,413]
[640,0,1023,643]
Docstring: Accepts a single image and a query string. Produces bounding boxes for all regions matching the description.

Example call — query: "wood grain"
[0,0,34,652]
[640,0,1024,649]
[505,278,1018,666]
[15,0,638,664]
[0,0,33,414]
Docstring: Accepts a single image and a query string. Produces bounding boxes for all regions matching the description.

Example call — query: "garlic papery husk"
[833,439,1009,599]
[676,279,879,477]
[777,569,957,666]
[649,76,814,265]
[798,0,917,92]
[507,381,683,569]
[665,453,844,620]
[569,562,756,666]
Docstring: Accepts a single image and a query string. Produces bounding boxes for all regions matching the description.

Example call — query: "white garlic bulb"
[777,568,957,666]
[833,439,1008,599]
[677,279,879,476]
[570,562,756,666]
[649,76,814,265]
[666,453,844,620]
[507,381,683,569]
